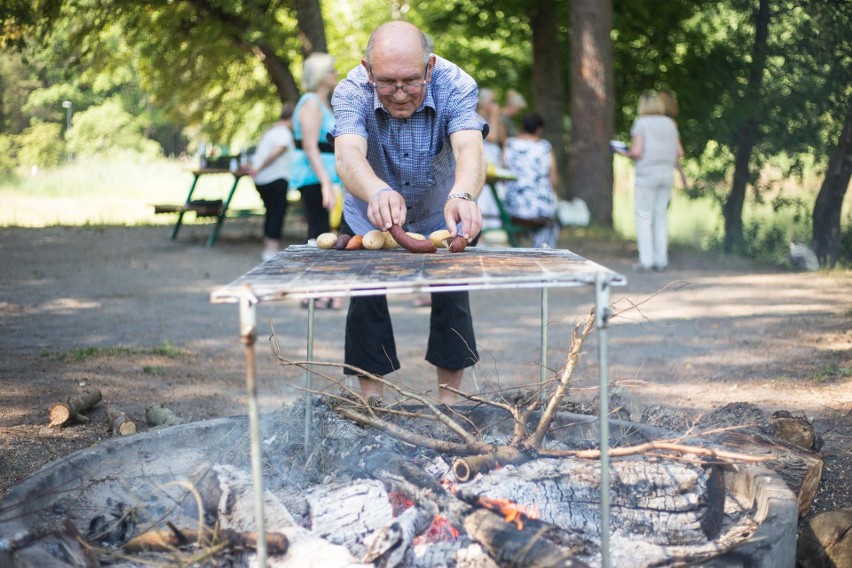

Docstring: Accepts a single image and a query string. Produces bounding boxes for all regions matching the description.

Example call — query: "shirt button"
[403,153,409,157]
[404,182,410,186]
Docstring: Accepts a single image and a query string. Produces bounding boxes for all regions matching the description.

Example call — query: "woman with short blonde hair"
[615,90,684,271]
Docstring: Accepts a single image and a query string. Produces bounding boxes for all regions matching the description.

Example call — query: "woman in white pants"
[617,91,684,271]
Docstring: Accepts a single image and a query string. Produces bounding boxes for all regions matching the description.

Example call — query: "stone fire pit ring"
[0,412,798,567]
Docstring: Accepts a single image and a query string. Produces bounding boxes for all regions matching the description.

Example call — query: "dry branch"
[105,405,137,436]
[48,388,102,428]
[538,440,772,464]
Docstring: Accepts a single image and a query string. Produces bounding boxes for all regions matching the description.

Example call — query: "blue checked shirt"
[330,55,488,236]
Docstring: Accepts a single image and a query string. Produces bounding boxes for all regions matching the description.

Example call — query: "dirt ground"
[1,221,850,527]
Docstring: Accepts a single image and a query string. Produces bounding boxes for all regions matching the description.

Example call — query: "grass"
[1,156,265,227]
[44,342,187,363]
[3,155,846,264]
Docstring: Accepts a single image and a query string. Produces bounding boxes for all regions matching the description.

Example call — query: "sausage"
[388,224,437,253]
[448,235,467,253]
[345,235,364,250]
[333,234,352,250]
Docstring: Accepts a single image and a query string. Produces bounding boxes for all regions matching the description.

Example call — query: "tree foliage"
[1,0,849,256]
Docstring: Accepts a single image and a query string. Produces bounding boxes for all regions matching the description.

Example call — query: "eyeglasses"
[370,64,429,96]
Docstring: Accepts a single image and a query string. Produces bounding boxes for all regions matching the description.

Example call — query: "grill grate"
[211,245,625,304]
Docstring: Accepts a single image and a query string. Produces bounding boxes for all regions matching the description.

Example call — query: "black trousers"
[338,216,479,376]
[344,291,479,376]
[297,183,331,239]
[254,178,289,240]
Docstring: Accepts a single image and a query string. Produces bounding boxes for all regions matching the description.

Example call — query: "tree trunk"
[530,0,568,198]
[293,0,328,56]
[568,0,615,226]
[723,0,770,253]
[254,40,302,104]
[812,102,852,268]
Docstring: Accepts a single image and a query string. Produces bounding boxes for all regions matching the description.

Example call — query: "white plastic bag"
[557,198,591,227]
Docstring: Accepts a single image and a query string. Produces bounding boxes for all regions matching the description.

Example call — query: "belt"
[295,140,335,153]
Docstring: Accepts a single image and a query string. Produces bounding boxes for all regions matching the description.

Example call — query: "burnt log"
[145,403,183,427]
[464,509,589,568]
[452,446,530,482]
[105,405,137,436]
[123,525,289,555]
[48,388,102,428]
[306,480,394,558]
[707,429,824,517]
[203,465,358,566]
[458,457,725,546]
[363,502,436,567]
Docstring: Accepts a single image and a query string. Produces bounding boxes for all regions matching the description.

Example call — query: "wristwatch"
[446,192,477,203]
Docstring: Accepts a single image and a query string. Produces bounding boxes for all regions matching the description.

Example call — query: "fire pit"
[0,401,797,567]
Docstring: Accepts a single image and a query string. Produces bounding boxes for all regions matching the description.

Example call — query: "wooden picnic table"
[155,168,254,247]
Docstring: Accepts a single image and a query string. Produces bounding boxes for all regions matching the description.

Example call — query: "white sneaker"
[261,251,277,262]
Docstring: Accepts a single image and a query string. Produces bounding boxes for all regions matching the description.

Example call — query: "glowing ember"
[388,491,414,517]
[476,496,538,530]
[414,514,459,544]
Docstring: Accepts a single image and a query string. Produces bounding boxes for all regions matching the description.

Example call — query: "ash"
[12,397,761,567]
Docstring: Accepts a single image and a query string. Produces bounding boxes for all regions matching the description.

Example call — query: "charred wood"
[363,501,436,567]
[48,388,102,428]
[708,428,825,517]
[457,457,724,546]
[306,480,394,557]
[452,446,531,482]
[464,509,588,568]
[123,525,289,555]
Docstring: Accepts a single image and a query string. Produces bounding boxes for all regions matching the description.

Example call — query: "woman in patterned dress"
[502,113,560,248]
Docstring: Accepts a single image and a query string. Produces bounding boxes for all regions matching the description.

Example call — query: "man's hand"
[368,188,407,230]
[445,197,482,241]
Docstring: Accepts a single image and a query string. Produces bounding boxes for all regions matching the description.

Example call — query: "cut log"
[145,403,183,427]
[452,446,530,482]
[457,457,725,546]
[464,509,589,568]
[105,405,137,436]
[123,525,288,555]
[48,388,102,428]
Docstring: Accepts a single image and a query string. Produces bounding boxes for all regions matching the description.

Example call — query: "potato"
[316,232,338,249]
[406,232,426,240]
[382,231,399,249]
[362,230,385,250]
[429,230,452,248]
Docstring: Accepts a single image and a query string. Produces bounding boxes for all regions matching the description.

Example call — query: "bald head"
[365,21,431,67]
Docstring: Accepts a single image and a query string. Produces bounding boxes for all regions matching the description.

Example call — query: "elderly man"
[331,21,488,404]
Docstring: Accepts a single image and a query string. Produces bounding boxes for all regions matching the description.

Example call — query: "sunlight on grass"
[1,156,265,227]
[613,157,722,249]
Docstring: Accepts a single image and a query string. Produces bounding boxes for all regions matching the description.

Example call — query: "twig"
[525,309,596,449]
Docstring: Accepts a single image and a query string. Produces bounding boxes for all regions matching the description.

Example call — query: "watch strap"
[446,192,477,203]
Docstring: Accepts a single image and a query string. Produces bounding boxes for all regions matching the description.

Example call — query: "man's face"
[365,55,434,120]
